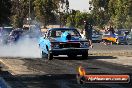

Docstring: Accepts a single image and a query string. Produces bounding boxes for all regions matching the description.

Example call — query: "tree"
[11,0,29,28]
[0,0,11,26]
[33,0,69,27]
[108,0,132,29]
[66,10,94,30]
[2,0,69,28]
[90,0,110,28]
[74,11,93,29]
[90,0,132,29]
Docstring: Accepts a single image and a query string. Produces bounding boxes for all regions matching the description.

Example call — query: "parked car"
[126,32,132,45]
[92,30,102,43]
[38,28,89,60]
[102,31,128,45]
[116,30,129,45]
[80,30,102,43]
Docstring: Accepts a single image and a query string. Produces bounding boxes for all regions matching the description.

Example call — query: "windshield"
[49,29,81,38]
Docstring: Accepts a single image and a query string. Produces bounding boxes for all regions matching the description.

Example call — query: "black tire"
[48,51,53,60]
[42,51,47,58]
[124,42,128,45]
[82,51,88,59]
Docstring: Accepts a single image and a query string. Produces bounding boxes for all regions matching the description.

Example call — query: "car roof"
[48,28,77,31]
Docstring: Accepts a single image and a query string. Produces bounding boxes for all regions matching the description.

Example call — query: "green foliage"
[91,0,110,28]
[33,0,69,27]
[91,0,132,29]
[11,0,29,28]
[66,11,94,29]
[1,0,69,27]
[0,0,11,26]
[125,15,132,29]
[1,0,132,30]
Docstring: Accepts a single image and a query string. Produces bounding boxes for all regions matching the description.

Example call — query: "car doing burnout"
[39,28,89,60]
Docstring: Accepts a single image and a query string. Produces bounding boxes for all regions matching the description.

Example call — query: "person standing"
[83,20,93,48]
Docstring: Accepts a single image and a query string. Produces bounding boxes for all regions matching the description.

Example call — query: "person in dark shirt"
[108,26,115,35]
[83,20,93,48]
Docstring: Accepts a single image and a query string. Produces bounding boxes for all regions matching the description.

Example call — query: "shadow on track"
[88,55,117,60]
[0,55,117,60]
[53,55,117,60]
[1,71,132,88]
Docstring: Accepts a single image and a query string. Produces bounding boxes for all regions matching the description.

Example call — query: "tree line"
[0,0,69,28]
[66,0,132,30]
[0,0,132,30]
[91,0,132,29]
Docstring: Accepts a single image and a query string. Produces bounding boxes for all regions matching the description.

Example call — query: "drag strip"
[0,43,132,88]
[0,55,132,88]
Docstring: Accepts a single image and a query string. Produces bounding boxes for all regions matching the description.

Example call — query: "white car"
[92,33,102,43]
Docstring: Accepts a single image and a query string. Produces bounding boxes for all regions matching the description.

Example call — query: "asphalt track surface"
[0,43,132,88]
[0,57,132,88]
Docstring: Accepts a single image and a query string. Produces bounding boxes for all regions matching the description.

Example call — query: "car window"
[49,29,81,38]
[66,30,79,36]
[56,31,63,37]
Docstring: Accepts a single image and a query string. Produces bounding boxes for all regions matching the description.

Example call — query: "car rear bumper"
[50,48,89,55]
[118,39,128,44]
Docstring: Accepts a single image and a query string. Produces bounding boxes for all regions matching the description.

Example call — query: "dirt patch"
[0,58,45,75]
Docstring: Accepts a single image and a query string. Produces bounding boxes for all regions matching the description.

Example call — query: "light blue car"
[38,28,89,60]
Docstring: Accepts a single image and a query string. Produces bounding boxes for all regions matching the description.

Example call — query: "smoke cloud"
[0,22,42,58]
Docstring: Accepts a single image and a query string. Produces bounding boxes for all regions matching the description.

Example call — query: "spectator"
[83,20,93,48]
[80,30,85,39]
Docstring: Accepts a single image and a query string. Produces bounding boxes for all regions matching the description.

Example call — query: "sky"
[68,0,90,12]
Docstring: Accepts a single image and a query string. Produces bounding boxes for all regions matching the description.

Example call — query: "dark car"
[0,27,14,44]
[7,28,23,44]
[116,30,130,45]
[38,28,89,60]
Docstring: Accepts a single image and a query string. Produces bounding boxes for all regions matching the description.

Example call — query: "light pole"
[29,0,31,29]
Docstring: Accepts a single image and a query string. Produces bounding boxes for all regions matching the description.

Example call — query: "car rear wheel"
[48,51,53,60]
[82,51,88,59]
[41,51,47,58]
[124,42,128,45]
